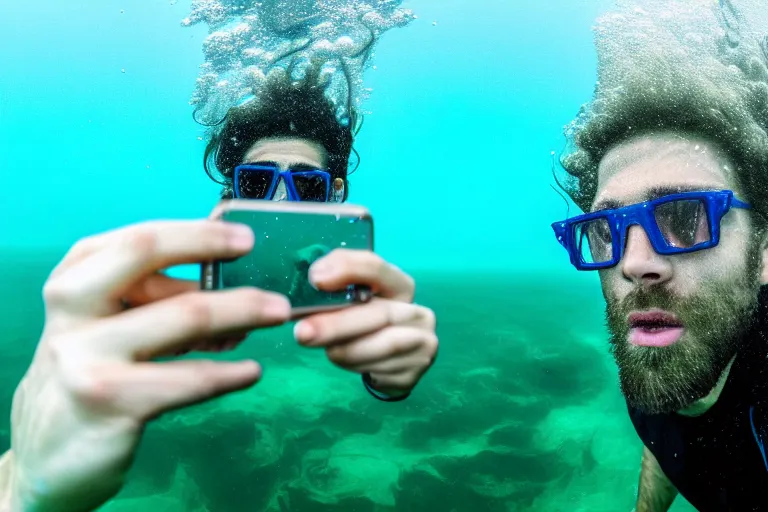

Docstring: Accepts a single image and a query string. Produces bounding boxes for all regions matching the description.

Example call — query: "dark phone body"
[201,200,374,317]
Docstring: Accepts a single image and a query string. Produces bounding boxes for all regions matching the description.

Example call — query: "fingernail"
[265,296,291,318]
[309,260,334,282]
[294,321,317,344]
[228,224,254,250]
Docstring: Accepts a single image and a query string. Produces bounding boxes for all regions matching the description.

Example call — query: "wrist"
[0,451,23,512]
[1,455,63,512]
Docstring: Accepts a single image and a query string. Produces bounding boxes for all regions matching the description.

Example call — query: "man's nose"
[272,178,288,201]
[620,225,673,287]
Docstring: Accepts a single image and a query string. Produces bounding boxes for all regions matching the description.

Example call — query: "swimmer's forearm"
[635,446,678,512]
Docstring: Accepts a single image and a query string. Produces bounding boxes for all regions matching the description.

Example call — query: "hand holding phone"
[201,200,374,318]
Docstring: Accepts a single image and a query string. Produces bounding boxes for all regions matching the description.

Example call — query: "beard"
[606,247,763,415]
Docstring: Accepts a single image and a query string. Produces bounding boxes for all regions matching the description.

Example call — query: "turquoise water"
[0,1,699,510]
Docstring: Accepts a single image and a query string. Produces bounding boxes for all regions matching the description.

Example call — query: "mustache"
[607,280,761,338]
[608,286,679,318]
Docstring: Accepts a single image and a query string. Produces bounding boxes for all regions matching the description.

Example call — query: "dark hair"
[558,3,768,222]
[203,61,358,197]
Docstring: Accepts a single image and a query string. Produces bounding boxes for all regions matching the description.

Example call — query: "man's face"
[593,133,766,414]
[242,137,329,201]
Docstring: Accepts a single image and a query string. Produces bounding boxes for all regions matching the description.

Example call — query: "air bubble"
[181,0,416,126]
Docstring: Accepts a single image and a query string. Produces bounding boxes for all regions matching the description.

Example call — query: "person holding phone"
[198,62,438,400]
[0,63,438,511]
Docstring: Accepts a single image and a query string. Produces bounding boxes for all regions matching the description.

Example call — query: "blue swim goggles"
[233,162,333,202]
[552,190,751,271]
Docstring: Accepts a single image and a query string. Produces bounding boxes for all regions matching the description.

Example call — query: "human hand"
[9,220,291,512]
[294,250,438,397]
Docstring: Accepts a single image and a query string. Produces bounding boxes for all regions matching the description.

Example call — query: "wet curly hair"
[558,0,768,220]
[203,61,359,198]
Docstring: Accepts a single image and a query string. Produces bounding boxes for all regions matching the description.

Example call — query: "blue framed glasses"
[552,190,751,271]
[233,163,331,202]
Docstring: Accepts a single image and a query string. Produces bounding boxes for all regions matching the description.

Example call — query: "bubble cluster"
[559,0,768,213]
[182,0,416,126]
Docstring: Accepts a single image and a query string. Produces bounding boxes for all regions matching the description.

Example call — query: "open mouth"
[627,310,685,347]
[629,311,684,330]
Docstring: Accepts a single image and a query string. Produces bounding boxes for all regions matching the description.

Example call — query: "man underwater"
[552,1,768,510]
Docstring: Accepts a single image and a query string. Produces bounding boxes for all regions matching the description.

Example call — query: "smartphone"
[200,200,374,317]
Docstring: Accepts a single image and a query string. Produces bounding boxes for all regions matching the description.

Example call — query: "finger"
[51,220,248,277]
[80,359,262,422]
[324,326,430,368]
[71,288,290,360]
[294,299,435,347]
[122,274,198,308]
[356,351,435,375]
[43,220,255,315]
[308,249,415,302]
[48,230,122,279]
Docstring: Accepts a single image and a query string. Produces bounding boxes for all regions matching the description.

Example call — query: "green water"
[0,251,697,511]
